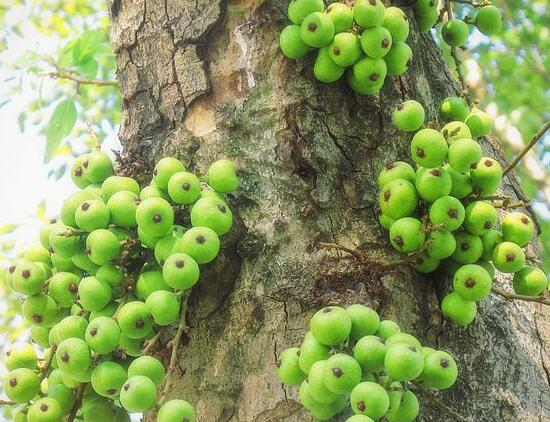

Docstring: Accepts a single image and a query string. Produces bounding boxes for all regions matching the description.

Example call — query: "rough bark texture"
[108,1,550,420]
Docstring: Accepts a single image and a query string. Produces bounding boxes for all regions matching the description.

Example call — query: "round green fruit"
[175,227,220,264]
[415,166,452,203]
[501,212,534,246]
[190,196,233,236]
[440,96,470,122]
[350,381,389,419]
[353,335,386,373]
[207,159,239,194]
[375,319,401,339]
[157,399,196,422]
[91,361,127,397]
[145,290,180,326]
[107,191,140,228]
[298,331,330,374]
[27,397,63,422]
[310,306,352,346]
[452,231,483,264]
[314,47,346,82]
[136,197,174,238]
[102,176,140,202]
[426,230,456,260]
[85,316,121,354]
[167,171,201,205]
[300,12,335,48]
[86,229,121,266]
[386,390,419,422]
[78,276,112,311]
[512,266,548,296]
[382,6,409,42]
[448,138,482,173]
[442,19,469,47]
[120,375,157,413]
[326,2,354,33]
[463,201,498,236]
[378,161,416,187]
[442,121,472,143]
[136,269,171,300]
[428,196,465,231]
[307,360,341,404]
[410,129,448,168]
[441,292,477,326]
[56,338,91,375]
[346,304,380,339]
[276,347,306,385]
[465,109,492,138]
[389,217,426,253]
[85,151,114,184]
[48,272,80,308]
[453,264,492,301]
[353,56,387,85]
[384,342,423,381]
[329,32,362,66]
[492,241,525,273]
[421,350,458,390]
[384,41,412,75]
[288,0,325,25]
[22,293,58,327]
[354,0,385,29]
[4,342,37,371]
[392,100,424,132]
[360,26,392,59]
[153,157,186,191]
[475,5,502,35]
[71,154,91,188]
[323,353,362,394]
[279,24,310,59]
[470,157,502,196]
[46,383,75,415]
[162,253,200,290]
[378,179,418,220]
[4,368,40,403]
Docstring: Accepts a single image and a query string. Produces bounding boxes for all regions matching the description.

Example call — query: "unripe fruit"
[442,121,472,143]
[167,171,201,205]
[85,316,120,354]
[452,231,483,264]
[346,68,384,95]
[384,343,424,381]
[276,347,306,385]
[154,235,177,266]
[470,156,502,196]
[138,227,162,249]
[353,56,387,85]
[389,217,425,253]
[61,190,95,227]
[71,154,91,188]
[288,0,325,24]
[426,230,456,260]
[49,225,82,259]
[392,100,424,132]
[85,151,114,184]
[120,375,157,412]
[386,390,419,422]
[48,272,80,308]
[31,325,51,348]
[136,269,171,300]
[378,179,418,220]
[118,335,143,357]
[410,253,440,273]
[24,243,51,264]
[410,129,448,168]
[453,264,492,301]
[22,293,58,327]
[107,191,139,228]
[153,157,186,191]
[157,399,196,422]
[329,32,362,66]
[56,338,91,375]
[91,361,127,397]
[279,24,310,59]
[140,184,168,200]
[464,201,498,236]
[207,159,239,194]
[350,381,390,419]
[378,161,416,187]
[51,252,78,272]
[12,259,47,296]
[415,167,452,203]
[86,229,121,265]
[382,7,409,42]
[4,368,40,403]
[442,19,469,47]
[190,196,233,236]
[78,276,112,311]
[492,241,525,273]
[4,342,37,371]
[375,319,401,339]
[162,253,200,290]
[27,397,63,422]
[323,353,362,394]
[136,197,174,237]
[385,332,421,348]
[96,265,123,287]
[379,214,393,231]
[102,176,140,202]
[82,398,115,422]
[478,259,496,280]
[307,360,341,404]
[299,380,339,416]
[441,292,477,326]
[326,2,353,33]
[46,384,75,415]
[512,266,548,296]
[300,12,335,48]
[117,301,153,339]
[440,96,470,122]
[354,0,385,28]
[49,315,88,346]
[445,165,473,199]
[72,252,100,275]
[448,138,482,173]
[384,41,412,75]
[353,335,386,373]
[89,302,118,321]
[475,5,502,35]
[310,306,351,346]
[175,227,220,264]
[415,7,438,33]
[346,304,380,339]
[145,290,180,326]
[360,26,392,59]
[298,331,330,374]
[501,212,534,246]
[40,219,61,249]
[465,109,492,138]
[421,350,458,390]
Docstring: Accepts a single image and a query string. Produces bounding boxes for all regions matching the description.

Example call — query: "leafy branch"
[40,70,118,87]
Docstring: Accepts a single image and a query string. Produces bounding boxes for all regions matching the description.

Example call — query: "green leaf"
[72,30,102,65]
[44,99,77,162]
[79,57,98,79]
[0,224,17,235]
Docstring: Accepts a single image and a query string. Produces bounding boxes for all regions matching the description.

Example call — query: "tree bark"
[108,1,550,420]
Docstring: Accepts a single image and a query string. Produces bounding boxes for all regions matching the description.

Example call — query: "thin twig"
[319,242,365,261]
[142,330,162,355]
[492,201,529,210]
[67,383,85,422]
[39,346,56,381]
[450,0,491,6]
[491,286,550,306]
[0,400,15,406]
[40,71,117,87]
[87,123,101,150]
[158,290,191,404]
[411,381,470,422]
[503,120,550,176]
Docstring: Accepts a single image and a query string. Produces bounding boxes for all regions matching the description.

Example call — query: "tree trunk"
[108,1,550,420]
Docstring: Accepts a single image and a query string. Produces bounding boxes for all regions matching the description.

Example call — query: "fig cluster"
[279,0,413,95]
[414,1,503,43]
[276,304,458,421]
[3,151,239,421]
[379,96,549,327]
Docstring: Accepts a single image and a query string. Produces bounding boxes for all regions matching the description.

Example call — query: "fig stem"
[491,285,550,306]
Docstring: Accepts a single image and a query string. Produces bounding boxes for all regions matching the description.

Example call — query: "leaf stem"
[502,120,550,176]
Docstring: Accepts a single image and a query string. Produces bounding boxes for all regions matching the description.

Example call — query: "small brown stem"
[67,383,85,422]
[0,400,15,406]
[491,286,550,306]
[142,330,163,355]
[319,242,365,261]
[40,71,117,87]
[503,120,550,176]
[450,0,492,6]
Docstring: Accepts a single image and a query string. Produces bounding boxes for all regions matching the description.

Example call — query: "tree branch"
[40,71,118,87]
[503,120,550,176]
[491,286,550,306]
[158,290,191,404]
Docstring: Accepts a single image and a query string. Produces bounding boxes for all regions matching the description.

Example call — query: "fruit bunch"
[379,96,548,327]
[2,151,239,421]
[279,0,413,95]
[414,1,503,43]
[276,304,458,421]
